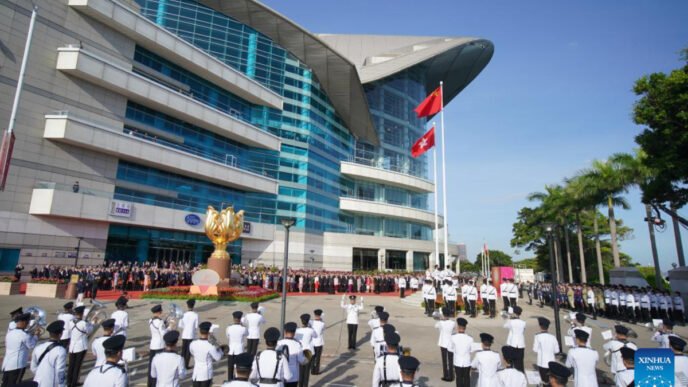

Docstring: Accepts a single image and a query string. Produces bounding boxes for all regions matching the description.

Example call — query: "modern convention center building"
[0,0,492,271]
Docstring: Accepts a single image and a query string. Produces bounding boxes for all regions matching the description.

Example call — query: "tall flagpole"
[432,123,440,270]
[439,81,451,272]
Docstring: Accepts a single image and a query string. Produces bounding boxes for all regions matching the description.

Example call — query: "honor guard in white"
[567,313,592,348]
[614,347,635,387]
[110,297,129,337]
[179,298,199,369]
[277,322,307,387]
[503,306,526,372]
[340,295,363,350]
[547,362,572,387]
[603,325,637,375]
[227,311,248,381]
[372,332,402,387]
[7,307,23,333]
[370,312,390,358]
[151,330,186,387]
[147,304,167,387]
[471,333,501,387]
[448,318,473,387]
[57,302,74,348]
[399,276,407,298]
[369,306,384,331]
[295,314,317,387]
[222,352,258,387]
[443,280,457,316]
[486,281,497,318]
[672,291,685,324]
[500,281,509,311]
[466,281,478,318]
[92,319,117,367]
[31,320,67,387]
[669,336,687,387]
[532,317,559,387]
[422,280,436,317]
[480,280,489,316]
[497,346,527,387]
[565,330,599,387]
[67,305,93,387]
[250,327,291,386]
[396,356,421,387]
[190,321,224,387]
[435,308,456,382]
[83,335,128,387]
[507,279,519,308]
[243,302,266,356]
[652,319,678,348]
[586,287,597,319]
[309,309,325,375]
[2,312,37,386]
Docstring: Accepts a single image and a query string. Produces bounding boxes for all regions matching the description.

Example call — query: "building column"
[378,249,386,271]
[136,239,149,263]
[406,250,414,272]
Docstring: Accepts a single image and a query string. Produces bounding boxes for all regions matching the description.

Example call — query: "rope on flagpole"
[439,81,452,272]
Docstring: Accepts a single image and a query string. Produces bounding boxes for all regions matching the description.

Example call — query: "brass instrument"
[603,350,612,366]
[401,346,411,356]
[303,349,313,361]
[163,303,183,330]
[25,306,47,337]
[85,300,107,337]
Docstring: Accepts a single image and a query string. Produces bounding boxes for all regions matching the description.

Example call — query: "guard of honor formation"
[1,282,687,387]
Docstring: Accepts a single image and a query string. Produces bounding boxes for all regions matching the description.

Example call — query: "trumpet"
[163,303,183,330]
[25,306,47,337]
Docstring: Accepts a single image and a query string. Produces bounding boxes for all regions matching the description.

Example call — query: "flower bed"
[141,285,279,302]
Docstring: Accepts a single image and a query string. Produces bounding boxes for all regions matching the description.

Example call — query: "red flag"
[414,86,443,118]
[411,127,435,158]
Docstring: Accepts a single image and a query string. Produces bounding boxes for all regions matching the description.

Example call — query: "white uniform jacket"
[148,317,167,350]
[448,333,474,367]
[497,367,527,387]
[91,335,110,367]
[340,298,364,325]
[276,338,306,384]
[179,311,199,340]
[372,353,401,387]
[249,349,291,387]
[242,312,266,340]
[603,339,638,374]
[295,326,318,354]
[503,319,526,348]
[532,332,559,368]
[83,362,128,387]
[31,340,67,387]
[2,329,37,371]
[310,319,325,347]
[151,351,186,386]
[68,319,93,353]
[435,320,456,348]
[471,350,501,387]
[110,310,128,337]
[565,346,599,387]
[57,313,74,341]
[190,339,223,381]
[226,324,248,355]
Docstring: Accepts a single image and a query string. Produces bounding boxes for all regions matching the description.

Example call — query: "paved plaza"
[1,293,685,386]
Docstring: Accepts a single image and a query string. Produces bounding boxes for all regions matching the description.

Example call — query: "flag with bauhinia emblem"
[411,127,435,158]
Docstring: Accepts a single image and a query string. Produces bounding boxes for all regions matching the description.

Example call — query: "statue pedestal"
[609,267,649,287]
[207,257,230,280]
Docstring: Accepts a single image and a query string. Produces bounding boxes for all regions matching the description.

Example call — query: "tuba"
[164,303,183,330]
[85,300,107,338]
[25,306,47,337]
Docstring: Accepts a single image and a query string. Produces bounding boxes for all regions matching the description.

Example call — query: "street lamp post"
[544,224,563,352]
[74,237,83,267]
[280,218,295,336]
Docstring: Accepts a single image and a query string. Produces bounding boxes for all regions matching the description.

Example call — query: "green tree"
[475,249,513,267]
[632,49,688,208]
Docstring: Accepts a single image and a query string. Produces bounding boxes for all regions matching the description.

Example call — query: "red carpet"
[95,290,144,300]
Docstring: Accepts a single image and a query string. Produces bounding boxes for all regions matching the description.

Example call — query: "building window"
[352,248,378,271]
[386,250,407,270]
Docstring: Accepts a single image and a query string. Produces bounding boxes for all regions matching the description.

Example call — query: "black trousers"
[483,298,490,315]
[489,300,497,318]
[298,356,312,387]
[67,350,86,387]
[285,382,298,387]
[446,300,456,316]
[1,367,25,387]
[227,354,236,380]
[192,381,212,387]
[538,366,550,387]
[426,300,435,316]
[468,300,477,317]
[247,339,259,356]
[502,296,509,311]
[440,347,454,380]
[674,309,685,324]
[400,287,405,298]
[513,348,525,372]
[347,324,358,349]
[182,339,192,368]
[454,366,470,387]
[509,298,518,309]
[147,349,162,387]
[311,345,323,375]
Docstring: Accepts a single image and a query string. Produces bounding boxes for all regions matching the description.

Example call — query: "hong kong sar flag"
[411,127,435,158]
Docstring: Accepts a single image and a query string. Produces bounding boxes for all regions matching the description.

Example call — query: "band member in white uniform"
[443,280,457,316]
[243,302,266,356]
[503,306,526,372]
[435,307,456,382]
[372,333,402,387]
[340,295,363,350]
[295,314,317,387]
[31,320,67,387]
[397,356,421,387]
[57,302,74,348]
[532,317,559,387]
[486,280,498,319]
[567,313,592,348]
[448,318,473,387]
[370,312,390,358]
[92,319,117,367]
[565,330,599,387]
[190,321,224,387]
[2,312,37,386]
[67,305,93,387]
[547,362,571,387]
[369,306,384,332]
[83,335,128,387]
[480,280,489,316]
[467,281,478,318]
[471,333,501,387]
[652,319,678,348]
[151,330,186,387]
[7,307,23,333]
[110,297,129,337]
[222,352,258,387]
[614,347,635,387]
[602,325,637,375]
[277,322,307,387]
[497,346,527,387]
[179,298,199,369]
[507,278,518,309]
[669,336,687,387]
[422,280,436,316]
[250,327,291,386]
[147,304,168,387]
[309,309,325,375]
[227,311,248,380]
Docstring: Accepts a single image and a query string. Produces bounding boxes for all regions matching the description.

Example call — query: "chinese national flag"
[414,86,442,118]
[411,127,435,158]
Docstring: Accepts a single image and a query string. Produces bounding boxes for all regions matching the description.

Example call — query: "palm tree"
[579,155,636,267]
[564,177,592,283]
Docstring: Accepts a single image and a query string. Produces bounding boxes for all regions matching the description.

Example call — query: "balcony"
[339,197,441,227]
[68,0,283,110]
[340,161,435,193]
[44,114,278,195]
[55,47,280,151]
[28,185,275,241]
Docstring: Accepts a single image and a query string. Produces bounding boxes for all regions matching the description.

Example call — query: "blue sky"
[263,0,688,269]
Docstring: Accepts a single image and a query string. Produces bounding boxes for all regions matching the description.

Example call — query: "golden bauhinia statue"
[204,205,244,268]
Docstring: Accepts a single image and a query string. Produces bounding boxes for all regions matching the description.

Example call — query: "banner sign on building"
[243,222,251,234]
[185,214,201,226]
[110,200,133,218]
[635,348,674,387]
